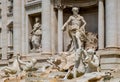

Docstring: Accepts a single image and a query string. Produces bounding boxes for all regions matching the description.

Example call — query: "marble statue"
[62,32,98,80]
[0,55,21,77]
[62,32,98,79]
[30,17,42,51]
[63,48,99,80]
[17,54,37,72]
[0,53,38,82]
[84,48,100,73]
[62,7,87,50]
[62,7,87,78]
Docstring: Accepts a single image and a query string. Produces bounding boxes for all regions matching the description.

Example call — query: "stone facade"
[0,0,99,56]
[0,0,119,81]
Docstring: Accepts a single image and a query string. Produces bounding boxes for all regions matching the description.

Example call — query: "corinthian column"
[13,0,22,55]
[98,0,104,49]
[105,0,118,47]
[42,0,51,53]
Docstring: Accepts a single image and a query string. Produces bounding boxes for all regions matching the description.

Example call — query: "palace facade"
[0,0,119,72]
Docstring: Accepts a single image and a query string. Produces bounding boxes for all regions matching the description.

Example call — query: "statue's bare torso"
[69,15,84,31]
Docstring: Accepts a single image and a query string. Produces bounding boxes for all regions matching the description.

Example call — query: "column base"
[97,47,120,71]
[41,52,52,55]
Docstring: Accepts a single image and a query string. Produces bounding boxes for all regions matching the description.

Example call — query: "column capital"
[56,4,65,10]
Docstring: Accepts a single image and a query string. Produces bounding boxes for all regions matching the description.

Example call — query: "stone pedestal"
[97,48,120,71]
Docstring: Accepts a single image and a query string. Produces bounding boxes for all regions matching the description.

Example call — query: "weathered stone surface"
[0,0,120,82]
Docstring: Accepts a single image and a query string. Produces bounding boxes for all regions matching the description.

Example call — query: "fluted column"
[42,0,51,53]
[98,0,104,49]
[58,8,63,52]
[105,0,118,47]
[1,0,8,59]
[13,0,22,55]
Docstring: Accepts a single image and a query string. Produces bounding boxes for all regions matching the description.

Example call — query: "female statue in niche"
[30,17,42,52]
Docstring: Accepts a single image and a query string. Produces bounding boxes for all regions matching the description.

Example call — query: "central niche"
[28,13,42,53]
[63,6,98,51]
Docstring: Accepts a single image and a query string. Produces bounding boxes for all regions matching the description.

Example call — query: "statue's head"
[85,48,96,60]
[72,7,79,15]
[31,58,37,64]
[87,48,95,55]
[35,17,40,23]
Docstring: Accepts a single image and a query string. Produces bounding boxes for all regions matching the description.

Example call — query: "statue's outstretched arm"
[62,16,71,31]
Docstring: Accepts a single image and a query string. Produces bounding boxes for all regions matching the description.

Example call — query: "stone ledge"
[21,53,51,62]
[41,52,52,55]
[101,63,120,70]
[96,47,120,58]
[25,0,41,7]
[97,48,120,71]
[0,59,8,66]
[101,58,120,64]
